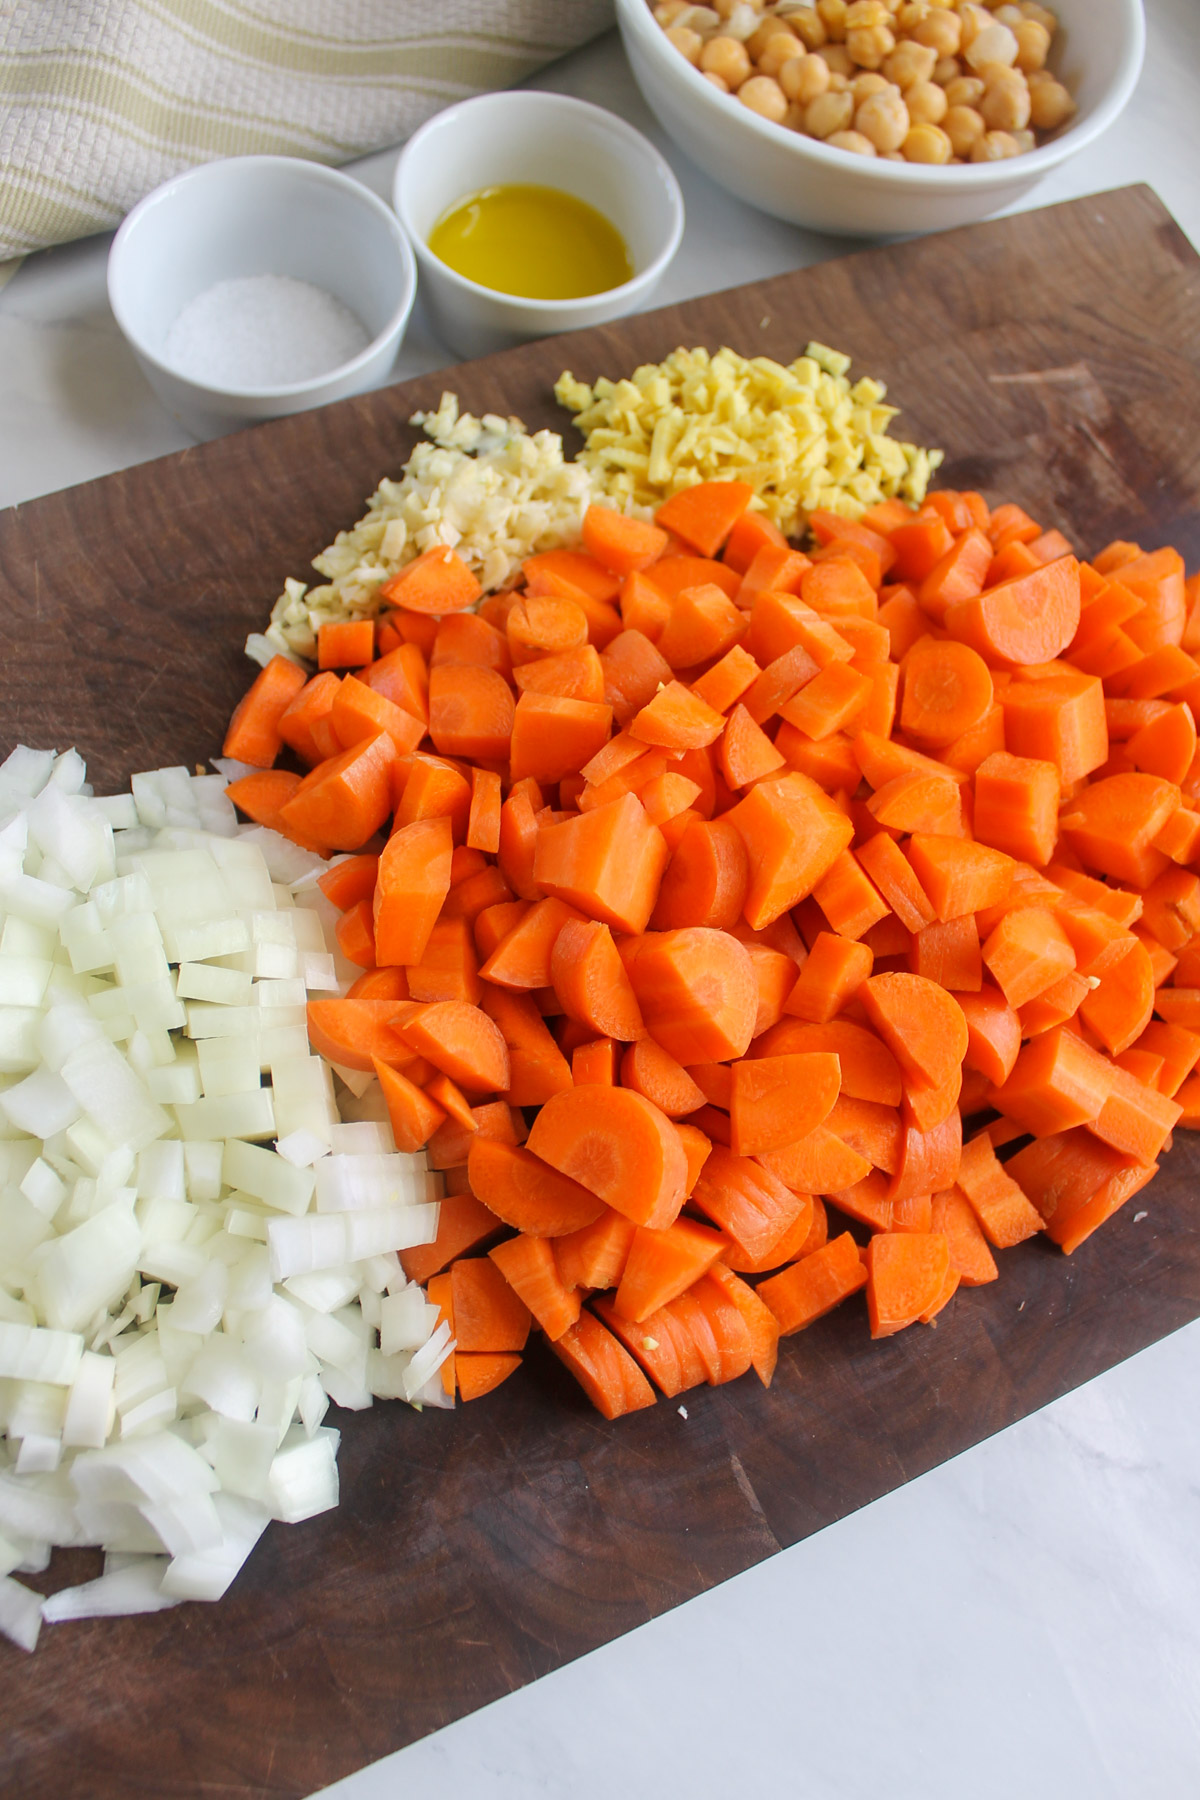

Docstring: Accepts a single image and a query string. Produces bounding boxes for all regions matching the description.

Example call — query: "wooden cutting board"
[3,184,1200,1800]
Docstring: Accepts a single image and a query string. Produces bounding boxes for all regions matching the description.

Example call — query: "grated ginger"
[261,394,598,662]
[554,342,942,538]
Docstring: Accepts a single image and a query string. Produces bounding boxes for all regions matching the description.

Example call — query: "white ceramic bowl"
[108,156,417,439]
[393,91,685,360]
[617,0,1145,238]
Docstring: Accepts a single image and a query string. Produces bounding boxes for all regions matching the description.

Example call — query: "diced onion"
[0,747,445,1648]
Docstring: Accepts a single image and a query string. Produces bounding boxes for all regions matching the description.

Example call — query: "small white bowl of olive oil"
[393,90,684,360]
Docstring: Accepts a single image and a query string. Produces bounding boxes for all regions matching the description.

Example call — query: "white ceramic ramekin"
[108,156,417,440]
[393,91,685,361]
[616,0,1145,239]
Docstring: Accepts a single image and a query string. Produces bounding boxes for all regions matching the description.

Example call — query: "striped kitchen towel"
[0,0,615,261]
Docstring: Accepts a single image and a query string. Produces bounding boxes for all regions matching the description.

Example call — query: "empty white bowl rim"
[617,0,1146,188]
[108,155,418,401]
[393,90,685,312]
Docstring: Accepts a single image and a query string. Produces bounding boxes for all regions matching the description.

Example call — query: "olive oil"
[427,184,633,301]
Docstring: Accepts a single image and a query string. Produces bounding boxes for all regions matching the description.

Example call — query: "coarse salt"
[164,275,369,390]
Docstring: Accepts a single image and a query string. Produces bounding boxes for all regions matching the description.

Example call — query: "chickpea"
[883,38,937,87]
[969,127,1020,160]
[855,85,910,150]
[846,0,889,23]
[701,34,753,83]
[654,2,691,25]
[804,88,855,135]
[665,24,704,63]
[1010,127,1037,152]
[897,0,932,30]
[944,73,985,107]
[738,72,790,119]
[980,66,1030,130]
[902,121,953,161]
[704,70,731,90]
[850,70,892,103]
[1027,75,1074,130]
[943,102,985,156]
[817,0,849,42]
[783,50,831,99]
[747,16,793,57]
[957,4,994,51]
[993,4,1025,24]
[1019,1,1057,31]
[682,6,723,30]
[760,30,807,72]
[911,6,961,56]
[828,70,850,89]
[785,6,828,48]
[714,0,764,13]
[846,23,895,66]
[820,42,854,73]
[826,128,878,154]
[907,78,948,122]
[1012,18,1049,70]
[932,55,962,85]
[964,20,1018,69]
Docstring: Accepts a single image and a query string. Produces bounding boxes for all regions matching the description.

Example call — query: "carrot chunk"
[527,1085,688,1229]
[758,1232,868,1334]
[865,1233,951,1338]
[550,1312,657,1419]
[728,1052,841,1156]
[629,926,758,1063]
[451,1257,532,1353]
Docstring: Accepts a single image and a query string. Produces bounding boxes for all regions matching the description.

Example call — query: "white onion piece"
[0,1574,43,1651]
[0,747,445,1648]
[41,1556,180,1621]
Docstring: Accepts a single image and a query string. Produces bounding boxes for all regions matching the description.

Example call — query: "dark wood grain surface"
[2,185,1199,1800]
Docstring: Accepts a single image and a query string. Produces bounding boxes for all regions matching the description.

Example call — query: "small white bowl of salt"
[108,156,416,439]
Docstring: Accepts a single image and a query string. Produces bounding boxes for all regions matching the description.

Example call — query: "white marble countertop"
[3,7,1199,1796]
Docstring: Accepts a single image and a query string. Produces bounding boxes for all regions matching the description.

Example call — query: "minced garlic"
[261,394,598,661]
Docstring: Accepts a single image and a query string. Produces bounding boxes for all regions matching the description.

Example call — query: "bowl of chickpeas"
[616,0,1144,236]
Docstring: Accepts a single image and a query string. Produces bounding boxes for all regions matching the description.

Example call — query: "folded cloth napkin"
[0,0,615,260]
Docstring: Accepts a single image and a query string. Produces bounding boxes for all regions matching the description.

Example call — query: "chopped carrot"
[549,1312,656,1420]
[757,1232,868,1334]
[755,1017,901,1106]
[535,792,669,935]
[629,926,757,1062]
[281,734,398,851]
[691,1146,809,1263]
[550,917,644,1041]
[728,1051,841,1156]
[373,1057,446,1152]
[379,544,482,614]
[554,1209,637,1291]
[223,654,309,768]
[399,999,510,1094]
[655,480,754,557]
[456,1353,522,1402]
[467,1138,604,1236]
[621,1037,707,1118]
[614,1217,729,1322]
[527,1084,687,1229]
[449,1258,531,1353]
[865,1233,950,1338]
[400,1193,504,1285]
[488,1235,581,1341]
[955,1131,1045,1248]
[582,504,669,575]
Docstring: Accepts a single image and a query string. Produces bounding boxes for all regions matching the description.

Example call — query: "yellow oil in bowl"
[427,184,633,301]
